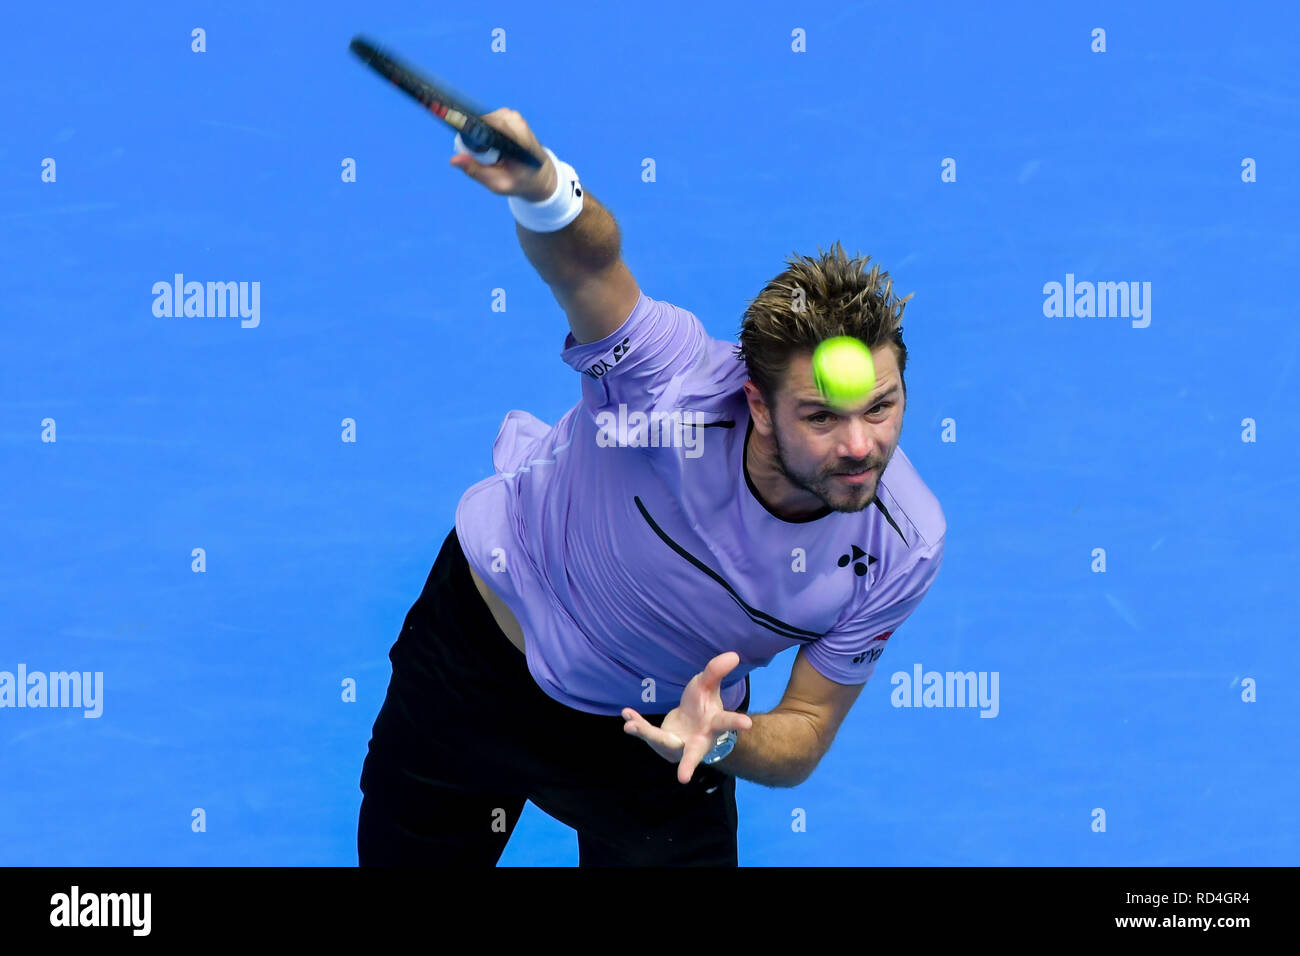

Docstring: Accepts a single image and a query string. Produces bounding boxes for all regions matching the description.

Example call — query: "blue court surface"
[2,1,1297,866]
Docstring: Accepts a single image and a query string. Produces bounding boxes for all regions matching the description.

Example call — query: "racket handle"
[453,132,501,165]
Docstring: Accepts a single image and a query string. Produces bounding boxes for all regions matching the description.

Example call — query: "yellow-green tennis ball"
[812,337,877,408]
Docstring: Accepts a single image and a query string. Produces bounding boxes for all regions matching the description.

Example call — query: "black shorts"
[357,528,751,867]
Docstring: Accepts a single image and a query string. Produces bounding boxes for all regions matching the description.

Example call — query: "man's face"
[746,344,905,515]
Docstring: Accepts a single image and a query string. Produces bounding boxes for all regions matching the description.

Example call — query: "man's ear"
[743,381,774,435]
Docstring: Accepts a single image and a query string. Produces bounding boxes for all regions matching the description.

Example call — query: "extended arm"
[708,710,823,788]
[712,648,866,788]
[449,108,641,344]
[623,649,867,788]
[516,199,640,345]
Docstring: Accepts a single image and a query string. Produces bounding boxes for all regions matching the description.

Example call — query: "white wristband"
[508,147,584,232]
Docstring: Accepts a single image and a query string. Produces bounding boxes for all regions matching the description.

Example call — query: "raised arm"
[449,108,641,345]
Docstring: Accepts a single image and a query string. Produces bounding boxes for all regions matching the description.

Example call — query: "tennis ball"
[812,337,877,409]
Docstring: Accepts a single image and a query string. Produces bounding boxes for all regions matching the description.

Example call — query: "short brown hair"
[735,241,912,407]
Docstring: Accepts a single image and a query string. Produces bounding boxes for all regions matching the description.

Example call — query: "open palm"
[622,652,754,785]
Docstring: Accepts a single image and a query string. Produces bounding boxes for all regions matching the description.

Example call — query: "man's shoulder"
[673,331,750,408]
[872,446,946,559]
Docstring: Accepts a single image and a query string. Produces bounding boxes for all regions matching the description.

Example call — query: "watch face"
[704,730,736,764]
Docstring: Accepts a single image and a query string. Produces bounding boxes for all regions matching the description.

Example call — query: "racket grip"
[454,132,501,165]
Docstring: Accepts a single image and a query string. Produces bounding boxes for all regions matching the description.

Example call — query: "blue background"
[2,0,1297,865]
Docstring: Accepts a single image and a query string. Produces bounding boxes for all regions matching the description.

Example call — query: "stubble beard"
[769,419,882,515]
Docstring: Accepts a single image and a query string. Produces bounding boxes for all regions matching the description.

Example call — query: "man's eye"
[809,403,890,423]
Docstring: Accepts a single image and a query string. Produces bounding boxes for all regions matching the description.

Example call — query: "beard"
[769,419,885,514]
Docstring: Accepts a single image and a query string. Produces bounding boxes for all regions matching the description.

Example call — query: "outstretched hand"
[622,652,753,785]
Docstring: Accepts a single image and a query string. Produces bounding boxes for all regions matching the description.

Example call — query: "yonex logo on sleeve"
[583,337,632,379]
[851,631,892,665]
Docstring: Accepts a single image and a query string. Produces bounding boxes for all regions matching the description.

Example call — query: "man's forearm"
[516,189,622,286]
[709,710,822,788]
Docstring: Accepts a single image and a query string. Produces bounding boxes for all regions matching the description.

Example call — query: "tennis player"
[357,109,946,867]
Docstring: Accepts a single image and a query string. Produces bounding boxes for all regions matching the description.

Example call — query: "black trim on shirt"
[633,495,823,643]
[872,494,909,546]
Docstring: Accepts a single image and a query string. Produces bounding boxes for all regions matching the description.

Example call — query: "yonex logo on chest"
[838,544,877,577]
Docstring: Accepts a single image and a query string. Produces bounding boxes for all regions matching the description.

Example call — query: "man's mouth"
[836,467,875,485]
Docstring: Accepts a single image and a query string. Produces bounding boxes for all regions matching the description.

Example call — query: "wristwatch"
[702,729,738,765]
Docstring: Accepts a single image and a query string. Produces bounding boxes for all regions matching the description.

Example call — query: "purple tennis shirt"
[455,291,945,716]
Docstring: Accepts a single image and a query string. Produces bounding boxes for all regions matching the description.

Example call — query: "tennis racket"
[348,35,543,169]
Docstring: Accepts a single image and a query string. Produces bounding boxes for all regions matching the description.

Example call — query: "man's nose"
[837,417,876,460]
